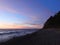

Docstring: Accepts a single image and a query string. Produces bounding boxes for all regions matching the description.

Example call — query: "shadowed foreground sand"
[0,29,60,45]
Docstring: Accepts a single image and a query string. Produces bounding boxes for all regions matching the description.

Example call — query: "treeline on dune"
[0,11,60,45]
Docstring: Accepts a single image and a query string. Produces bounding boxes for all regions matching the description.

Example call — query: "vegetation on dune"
[43,11,60,28]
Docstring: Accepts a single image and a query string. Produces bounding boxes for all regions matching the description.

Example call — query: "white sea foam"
[0,29,37,42]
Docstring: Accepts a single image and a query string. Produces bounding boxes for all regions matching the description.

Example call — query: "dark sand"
[0,29,60,45]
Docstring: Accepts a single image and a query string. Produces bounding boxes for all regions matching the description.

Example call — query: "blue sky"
[0,0,60,29]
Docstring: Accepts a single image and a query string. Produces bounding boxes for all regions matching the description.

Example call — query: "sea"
[0,29,38,42]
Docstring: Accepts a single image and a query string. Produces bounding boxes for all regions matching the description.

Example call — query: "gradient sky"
[0,0,60,29]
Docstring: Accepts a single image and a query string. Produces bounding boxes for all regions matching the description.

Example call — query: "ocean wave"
[0,29,37,42]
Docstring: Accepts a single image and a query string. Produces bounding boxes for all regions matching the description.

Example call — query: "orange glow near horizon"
[0,23,42,29]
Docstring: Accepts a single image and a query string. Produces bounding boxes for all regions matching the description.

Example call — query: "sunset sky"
[0,0,60,29]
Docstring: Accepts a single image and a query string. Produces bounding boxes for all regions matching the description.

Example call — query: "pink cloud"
[0,23,42,29]
[0,4,39,21]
